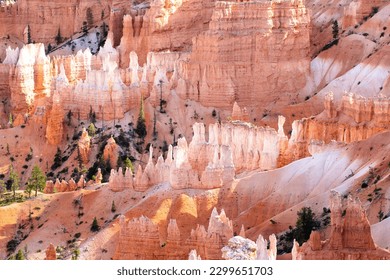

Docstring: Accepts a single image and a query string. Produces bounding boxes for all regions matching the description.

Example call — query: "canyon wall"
[118,0,216,66]
[177,0,310,109]
[287,92,390,161]
[0,0,112,44]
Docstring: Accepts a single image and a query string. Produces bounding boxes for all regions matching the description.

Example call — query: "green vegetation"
[26,165,46,198]
[51,147,63,170]
[55,27,63,45]
[88,123,96,137]
[111,200,116,213]
[135,96,147,139]
[9,165,20,201]
[277,207,321,254]
[71,249,80,260]
[90,217,100,232]
[332,20,339,39]
[123,157,134,173]
[15,249,25,260]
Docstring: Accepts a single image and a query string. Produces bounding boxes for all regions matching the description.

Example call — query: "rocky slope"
[0,0,389,260]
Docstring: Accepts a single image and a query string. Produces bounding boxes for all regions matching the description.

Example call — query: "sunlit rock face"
[287,93,390,161]
[113,208,234,260]
[292,192,390,260]
[178,0,310,109]
[118,0,216,67]
[0,0,111,44]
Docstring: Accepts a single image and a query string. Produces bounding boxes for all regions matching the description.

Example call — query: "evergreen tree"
[26,165,46,197]
[332,20,339,39]
[55,27,63,45]
[66,110,73,126]
[46,44,52,54]
[15,249,25,260]
[135,96,147,139]
[123,157,134,173]
[89,106,96,123]
[52,147,62,170]
[27,25,32,44]
[111,200,116,213]
[71,249,80,260]
[87,123,96,137]
[152,111,157,140]
[294,207,320,245]
[9,165,19,201]
[90,217,100,232]
[82,21,88,34]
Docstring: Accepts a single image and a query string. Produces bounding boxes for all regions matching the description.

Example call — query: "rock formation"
[188,249,201,260]
[222,236,257,260]
[44,177,84,193]
[114,208,234,260]
[118,0,215,66]
[108,167,133,192]
[287,92,390,161]
[103,136,119,169]
[107,120,290,192]
[0,0,111,44]
[44,243,57,260]
[292,192,390,260]
[178,0,310,109]
[77,128,91,164]
[256,234,277,260]
[45,92,64,145]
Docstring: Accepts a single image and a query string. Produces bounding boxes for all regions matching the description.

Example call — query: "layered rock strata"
[0,0,111,44]
[287,92,390,161]
[118,0,216,66]
[178,0,310,109]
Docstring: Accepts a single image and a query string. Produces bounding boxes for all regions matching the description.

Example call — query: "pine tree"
[111,201,116,213]
[90,217,100,232]
[15,249,25,260]
[135,96,147,139]
[9,165,19,201]
[332,20,339,39]
[66,110,73,126]
[55,27,63,45]
[27,165,46,197]
[152,111,157,140]
[82,21,88,34]
[87,123,96,137]
[294,207,320,245]
[52,147,62,170]
[27,25,32,44]
[123,157,134,173]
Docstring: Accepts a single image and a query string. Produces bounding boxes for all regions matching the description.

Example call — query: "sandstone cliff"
[292,192,390,260]
[178,0,310,109]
